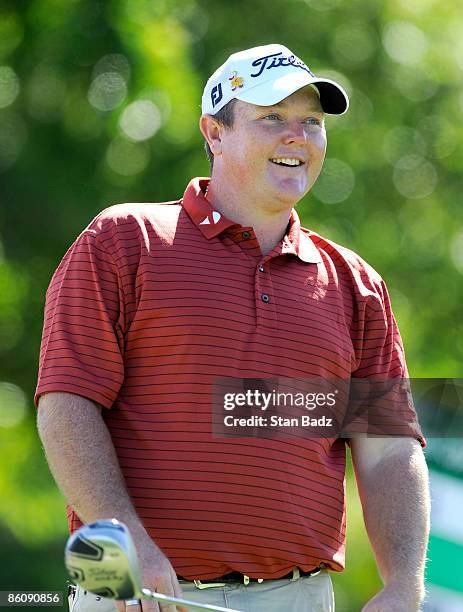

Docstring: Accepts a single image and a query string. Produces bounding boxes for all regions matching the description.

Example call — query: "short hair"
[203,99,237,172]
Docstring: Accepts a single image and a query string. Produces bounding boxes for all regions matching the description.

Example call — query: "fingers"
[171,573,188,612]
[155,576,179,612]
[119,601,151,612]
[121,599,160,612]
[141,598,160,612]
[124,580,186,612]
[133,542,186,612]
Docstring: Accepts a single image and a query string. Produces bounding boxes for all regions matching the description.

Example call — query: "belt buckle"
[193,579,226,590]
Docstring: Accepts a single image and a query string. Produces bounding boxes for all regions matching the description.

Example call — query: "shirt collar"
[282,208,323,264]
[182,177,237,239]
[182,177,322,264]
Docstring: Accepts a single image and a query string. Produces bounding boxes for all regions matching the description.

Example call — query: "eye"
[304,117,322,125]
[263,114,281,120]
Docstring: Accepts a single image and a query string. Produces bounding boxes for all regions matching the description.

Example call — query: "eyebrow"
[262,102,324,114]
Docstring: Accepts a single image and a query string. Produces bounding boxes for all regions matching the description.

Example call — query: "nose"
[282,120,308,145]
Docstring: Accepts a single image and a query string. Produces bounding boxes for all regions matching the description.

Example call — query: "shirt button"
[242,231,251,240]
[259,266,265,272]
[261,293,270,303]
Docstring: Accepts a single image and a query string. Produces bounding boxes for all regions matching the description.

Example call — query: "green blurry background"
[0,0,462,610]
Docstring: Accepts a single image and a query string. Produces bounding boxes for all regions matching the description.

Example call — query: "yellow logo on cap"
[229,71,244,91]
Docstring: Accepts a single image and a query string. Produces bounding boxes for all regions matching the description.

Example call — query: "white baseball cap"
[202,43,349,116]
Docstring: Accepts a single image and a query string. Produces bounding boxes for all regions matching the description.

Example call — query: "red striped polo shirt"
[35,177,423,579]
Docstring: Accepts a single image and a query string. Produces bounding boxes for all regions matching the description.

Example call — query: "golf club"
[64,519,241,612]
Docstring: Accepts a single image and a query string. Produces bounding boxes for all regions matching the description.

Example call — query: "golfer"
[36,44,430,612]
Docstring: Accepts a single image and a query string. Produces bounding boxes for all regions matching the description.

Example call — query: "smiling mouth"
[269,158,305,167]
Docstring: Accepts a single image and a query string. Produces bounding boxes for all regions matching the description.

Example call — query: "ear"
[199,114,223,157]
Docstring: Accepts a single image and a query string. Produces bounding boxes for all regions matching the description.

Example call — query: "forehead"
[236,85,324,116]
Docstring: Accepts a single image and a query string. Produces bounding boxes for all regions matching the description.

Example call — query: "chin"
[274,184,310,205]
[270,173,309,193]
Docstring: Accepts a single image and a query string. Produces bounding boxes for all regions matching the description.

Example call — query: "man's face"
[217,85,327,208]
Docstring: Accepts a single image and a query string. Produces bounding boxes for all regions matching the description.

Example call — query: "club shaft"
[141,588,241,612]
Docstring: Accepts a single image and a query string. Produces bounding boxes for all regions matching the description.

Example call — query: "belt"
[180,566,324,588]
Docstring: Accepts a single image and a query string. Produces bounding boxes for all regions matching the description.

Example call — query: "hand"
[115,525,188,612]
[362,583,424,612]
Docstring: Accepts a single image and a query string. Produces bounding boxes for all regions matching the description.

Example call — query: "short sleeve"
[352,278,407,378]
[346,278,425,447]
[35,230,125,409]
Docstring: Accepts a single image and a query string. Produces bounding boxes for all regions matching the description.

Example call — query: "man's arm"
[37,391,187,612]
[350,436,430,612]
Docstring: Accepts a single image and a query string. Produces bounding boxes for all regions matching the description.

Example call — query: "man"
[36,44,430,612]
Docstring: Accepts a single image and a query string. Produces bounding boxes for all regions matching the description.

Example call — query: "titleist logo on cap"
[249,52,315,78]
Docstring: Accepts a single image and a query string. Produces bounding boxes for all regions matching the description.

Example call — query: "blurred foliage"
[0,0,462,610]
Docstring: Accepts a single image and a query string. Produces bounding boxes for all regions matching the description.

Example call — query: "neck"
[206,177,293,256]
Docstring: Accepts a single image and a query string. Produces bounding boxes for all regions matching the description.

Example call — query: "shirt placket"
[254,254,278,330]
[230,228,279,330]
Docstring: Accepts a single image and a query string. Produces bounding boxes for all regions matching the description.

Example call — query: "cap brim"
[312,79,349,115]
[235,71,349,115]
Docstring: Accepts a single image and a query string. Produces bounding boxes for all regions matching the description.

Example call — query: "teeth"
[270,158,302,166]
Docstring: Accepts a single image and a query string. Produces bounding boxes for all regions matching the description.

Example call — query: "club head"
[64,519,142,599]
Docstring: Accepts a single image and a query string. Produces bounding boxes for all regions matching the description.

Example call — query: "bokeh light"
[0,382,27,428]
[105,137,150,176]
[332,89,373,131]
[393,155,438,199]
[119,100,162,141]
[393,65,438,102]
[26,65,65,122]
[162,119,197,145]
[383,126,426,165]
[397,0,438,13]
[124,0,170,23]
[0,66,20,109]
[450,231,463,275]
[397,199,446,268]
[358,212,401,262]
[388,288,411,324]
[0,12,23,59]
[136,89,172,126]
[416,115,458,160]
[332,23,376,67]
[62,97,103,142]
[304,0,341,10]
[92,53,131,82]
[0,312,24,352]
[383,21,428,66]
[0,111,27,171]
[88,72,127,111]
[178,5,210,42]
[454,35,463,74]
[312,159,355,204]
[0,260,28,351]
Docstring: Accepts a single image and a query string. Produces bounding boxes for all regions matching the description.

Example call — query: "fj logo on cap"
[211,83,223,108]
